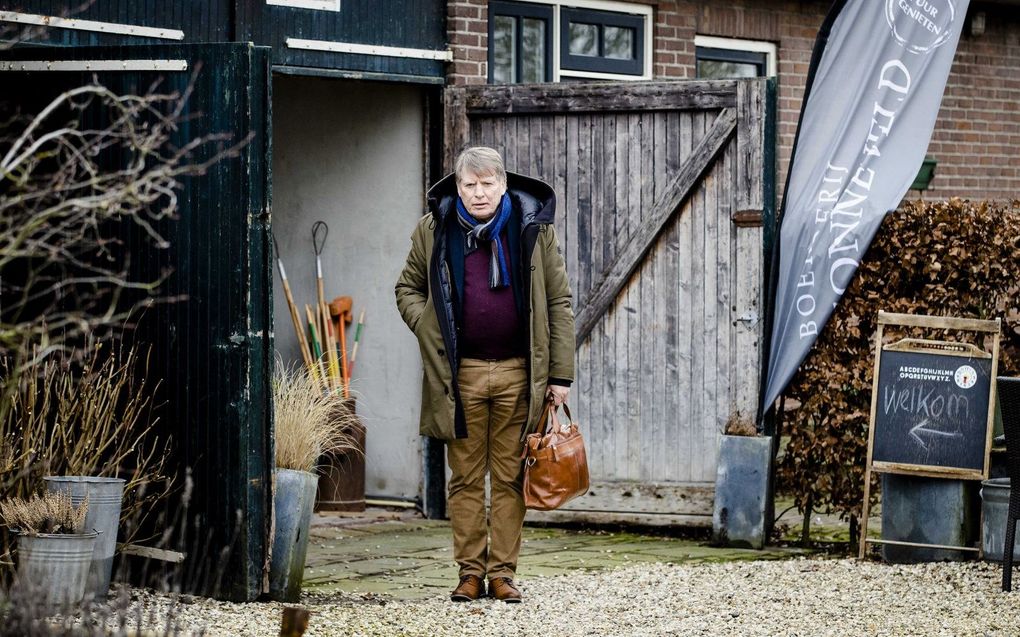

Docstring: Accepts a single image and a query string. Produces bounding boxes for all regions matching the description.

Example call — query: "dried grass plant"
[273,362,362,474]
[0,491,88,535]
[0,341,172,543]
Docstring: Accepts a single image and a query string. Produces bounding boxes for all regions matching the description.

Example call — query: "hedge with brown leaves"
[777,199,1020,526]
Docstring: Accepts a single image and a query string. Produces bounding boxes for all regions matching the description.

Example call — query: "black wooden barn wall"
[0,0,447,81]
[0,43,273,601]
[0,0,447,599]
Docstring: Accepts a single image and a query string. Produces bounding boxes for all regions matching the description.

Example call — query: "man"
[395,147,575,603]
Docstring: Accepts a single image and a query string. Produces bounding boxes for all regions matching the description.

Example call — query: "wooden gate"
[444,79,774,526]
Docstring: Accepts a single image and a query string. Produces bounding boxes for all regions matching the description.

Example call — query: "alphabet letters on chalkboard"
[872,349,990,473]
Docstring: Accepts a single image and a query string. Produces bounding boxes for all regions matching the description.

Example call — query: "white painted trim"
[286,37,452,62]
[0,60,189,72]
[559,68,650,81]
[266,0,341,11]
[0,11,185,40]
[551,6,562,82]
[519,0,651,18]
[643,5,653,78]
[694,35,778,77]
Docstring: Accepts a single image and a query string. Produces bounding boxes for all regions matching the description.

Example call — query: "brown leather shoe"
[488,577,522,603]
[450,575,485,602]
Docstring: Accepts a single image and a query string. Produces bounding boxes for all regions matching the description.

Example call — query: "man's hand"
[545,384,569,406]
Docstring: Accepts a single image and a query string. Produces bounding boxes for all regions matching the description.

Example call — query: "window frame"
[694,35,777,79]
[487,1,555,84]
[266,0,342,11]
[487,0,652,84]
[559,6,644,76]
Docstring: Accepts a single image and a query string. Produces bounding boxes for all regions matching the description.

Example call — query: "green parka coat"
[395,171,575,441]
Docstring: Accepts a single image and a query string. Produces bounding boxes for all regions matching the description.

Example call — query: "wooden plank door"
[444,79,774,526]
[0,43,273,599]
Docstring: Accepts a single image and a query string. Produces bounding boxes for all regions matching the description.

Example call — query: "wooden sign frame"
[858,311,1001,559]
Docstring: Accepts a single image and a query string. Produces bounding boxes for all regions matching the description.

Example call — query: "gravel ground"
[98,558,1020,636]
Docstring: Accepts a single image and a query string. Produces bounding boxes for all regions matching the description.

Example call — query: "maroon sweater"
[460,234,526,360]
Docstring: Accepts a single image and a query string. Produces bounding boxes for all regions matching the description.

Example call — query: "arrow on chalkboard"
[909,419,964,450]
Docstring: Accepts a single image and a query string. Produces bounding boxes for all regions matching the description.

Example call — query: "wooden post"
[984,319,1003,477]
[280,606,310,637]
[858,321,884,559]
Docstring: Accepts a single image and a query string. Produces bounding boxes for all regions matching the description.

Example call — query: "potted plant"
[270,363,360,602]
[712,414,773,549]
[0,491,98,612]
[44,476,125,600]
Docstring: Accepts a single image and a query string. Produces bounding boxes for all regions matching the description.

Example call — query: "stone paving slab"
[304,510,812,601]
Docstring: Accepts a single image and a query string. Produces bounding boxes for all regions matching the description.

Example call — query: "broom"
[272,235,316,377]
[312,221,342,392]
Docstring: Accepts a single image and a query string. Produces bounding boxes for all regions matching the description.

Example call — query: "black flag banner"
[762,0,970,413]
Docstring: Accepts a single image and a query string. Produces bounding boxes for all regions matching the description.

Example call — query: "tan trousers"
[447,357,528,580]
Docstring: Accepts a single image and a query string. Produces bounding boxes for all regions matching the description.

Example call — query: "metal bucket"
[16,531,99,612]
[270,468,318,602]
[981,478,1020,561]
[880,474,975,563]
[45,476,125,599]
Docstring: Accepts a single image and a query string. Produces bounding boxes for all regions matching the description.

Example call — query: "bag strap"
[528,401,552,438]
[528,401,576,437]
[542,402,573,434]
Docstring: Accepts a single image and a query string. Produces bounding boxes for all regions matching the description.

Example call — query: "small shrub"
[777,199,1020,531]
[725,414,758,436]
[0,342,172,534]
[0,491,87,535]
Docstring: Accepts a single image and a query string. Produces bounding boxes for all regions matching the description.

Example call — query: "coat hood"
[427,171,556,226]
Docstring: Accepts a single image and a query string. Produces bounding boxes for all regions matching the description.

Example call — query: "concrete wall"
[271,75,425,499]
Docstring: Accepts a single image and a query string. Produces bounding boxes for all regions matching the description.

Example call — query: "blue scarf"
[455,193,512,289]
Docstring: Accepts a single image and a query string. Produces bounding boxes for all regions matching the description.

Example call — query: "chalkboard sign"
[858,312,1002,559]
[872,346,992,474]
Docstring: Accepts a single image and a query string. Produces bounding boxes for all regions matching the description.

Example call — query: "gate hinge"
[736,310,760,328]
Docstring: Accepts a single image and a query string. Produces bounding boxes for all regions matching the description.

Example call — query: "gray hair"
[454,146,507,185]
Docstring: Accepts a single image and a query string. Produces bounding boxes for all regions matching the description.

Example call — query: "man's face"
[456,169,506,222]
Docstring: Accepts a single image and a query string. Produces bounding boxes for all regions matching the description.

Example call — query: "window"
[560,7,644,76]
[489,1,553,84]
[266,0,341,11]
[488,0,651,83]
[694,35,777,80]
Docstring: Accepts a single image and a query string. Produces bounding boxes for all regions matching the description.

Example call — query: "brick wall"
[653,1,822,203]
[926,6,1020,201]
[448,0,489,85]
[447,1,1020,202]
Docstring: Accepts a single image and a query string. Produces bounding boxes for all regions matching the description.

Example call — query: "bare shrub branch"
[0,80,248,383]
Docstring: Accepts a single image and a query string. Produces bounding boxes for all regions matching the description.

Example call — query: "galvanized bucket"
[45,476,125,599]
[16,531,99,612]
[270,468,318,602]
[981,478,1020,561]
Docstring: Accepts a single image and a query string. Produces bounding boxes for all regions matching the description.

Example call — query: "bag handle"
[542,401,574,435]
[528,401,575,438]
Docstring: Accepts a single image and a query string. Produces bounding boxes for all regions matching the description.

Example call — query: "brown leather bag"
[522,402,590,511]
